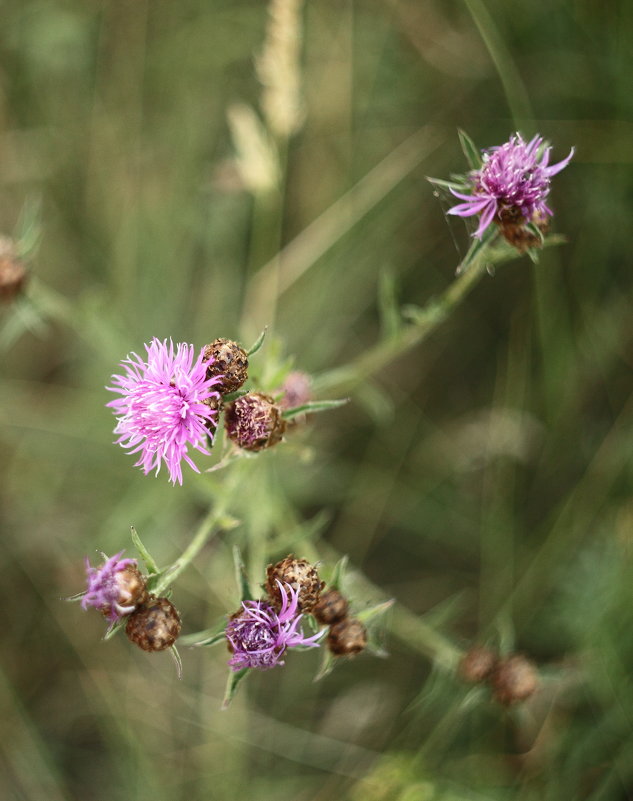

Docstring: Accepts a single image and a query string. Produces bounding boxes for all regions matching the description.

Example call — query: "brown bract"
[265,555,323,613]
[491,655,538,705]
[203,338,249,394]
[327,617,367,656]
[125,596,181,652]
[225,392,286,452]
[313,587,349,625]
[458,646,497,685]
[0,238,27,303]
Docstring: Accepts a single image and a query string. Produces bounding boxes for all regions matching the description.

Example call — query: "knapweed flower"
[224,392,285,452]
[448,133,574,239]
[107,338,223,484]
[82,551,147,623]
[225,581,322,671]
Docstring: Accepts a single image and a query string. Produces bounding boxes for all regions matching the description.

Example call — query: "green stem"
[314,253,491,396]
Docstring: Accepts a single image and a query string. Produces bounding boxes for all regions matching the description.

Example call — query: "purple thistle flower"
[225,581,323,671]
[82,551,141,623]
[448,133,574,238]
[107,338,223,485]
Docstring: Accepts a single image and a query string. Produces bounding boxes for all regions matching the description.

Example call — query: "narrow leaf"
[378,269,401,341]
[457,129,482,170]
[222,389,250,403]
[456,226,497,275]
[181,617,228,648]
[246,327,267,356]
[130,526,159,575]
[170,645,183,679]
[62,591,86,603]
[314,648,336,682]
[356,598,395,624]
[222,668,249,709]
[427,176,470,192]
[282,398,349,420]
[103,619,126,641]
[14,196,43,259]
[329,555,348,591]
[233,545,252,602]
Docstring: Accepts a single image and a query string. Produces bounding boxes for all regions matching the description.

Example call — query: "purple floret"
[82,551,138,623]
[448,133,574,238]
[225,581,323,671]
[107,338,223,485]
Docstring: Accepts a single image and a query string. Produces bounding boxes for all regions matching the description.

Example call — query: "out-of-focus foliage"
[1,1,632,800]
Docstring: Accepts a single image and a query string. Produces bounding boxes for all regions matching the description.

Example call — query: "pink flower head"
[448,133,574,238]
[81,551,139,623]
[107,338,222,484]
[225,581,323,671]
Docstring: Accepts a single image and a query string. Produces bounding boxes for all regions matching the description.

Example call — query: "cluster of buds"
[314,585,367,658]
[81,552,181,652]
[458,645,538,706]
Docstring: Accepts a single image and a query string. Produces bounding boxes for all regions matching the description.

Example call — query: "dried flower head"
[458,646,497,684]
[125,596,182,652]
[266,555,323,613]
[491,655,539,705]
[327,617,367,656]
[448,133,574,239]
[82,551,147,623]
[224,392,286,452]
[203,338,249,394]
[107,338,223,484]
[0,236,27,303]
[225,581,322,671]
[313,587,349,625]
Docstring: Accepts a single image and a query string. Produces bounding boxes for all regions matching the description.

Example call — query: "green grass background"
[1,1,633,799]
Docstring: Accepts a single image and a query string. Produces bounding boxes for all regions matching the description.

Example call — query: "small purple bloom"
[107,338,222,484]
[82,551,139,623]
[448,133,574,238]
[225,581,323,671]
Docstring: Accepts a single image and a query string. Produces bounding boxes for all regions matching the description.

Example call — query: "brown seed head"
[125,596,181,652]
[491,655,538,705]
[0,237,27,303]
[458,646,497,684]
[328,617,367,656]
[203,338,249,394]
[265,555,323,613]
[225,392,286,452]
[313,587,349,625]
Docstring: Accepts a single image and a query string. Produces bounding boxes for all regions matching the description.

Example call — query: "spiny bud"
[0,237,27,303]
[203,338,249,394]
[458,646,497,684]
[125,596,181,652]
[266,555,323,614]
[327,617,367,656]
[491,655,538,705]
[225,392,285,452]
[313,587,349,625]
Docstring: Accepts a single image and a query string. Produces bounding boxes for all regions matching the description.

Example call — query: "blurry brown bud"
[313,587,349,625]
[279,371,312,410]
[0,237,27,303]
[100,565,148,620]
[266,555,323,613]
[496,209,549,253]
[203,338,249,394]
[225,392,285,452]
[491,655,538,705]
[458,646,497,684]
[328,617,367,656]
[125,596,181,652]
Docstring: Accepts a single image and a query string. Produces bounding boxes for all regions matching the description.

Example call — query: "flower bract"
[448,133,574,238]
[225,581,323,671]
[107,338,222,484]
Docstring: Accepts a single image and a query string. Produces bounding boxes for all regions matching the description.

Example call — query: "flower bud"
[0,237,27,303]
[497,209,549,253]
[225,392,285,452]
[491,655,538,705]
[125,596,181,652]
[327,617,367,656]
[82,552,147,623]
[203,338,249,394]
[266,555,323,614]
[458,646,497,684]
[313,587,349,625]
[279,371,312,410]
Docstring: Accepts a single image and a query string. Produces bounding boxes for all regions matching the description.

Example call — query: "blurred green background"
[1,1,633,799]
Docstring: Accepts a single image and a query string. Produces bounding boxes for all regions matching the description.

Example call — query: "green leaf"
[222,668,249,709]
[14,196,43,259]
[181,617,228,648]
[233,545,252,602]
[329,555,348,592]
[62,591,86,603]
[170,646,183,679]
[457,129,482,170]
[130,526,159,575]
[314,648,336,682]
[427,176,470,192]
[103,619,126,641]
[378,269,401,341]
[356,598,395,624]
[246,327,267,356]
[456,226,497,275]
[282,398,349,420]
[222,389,250,403]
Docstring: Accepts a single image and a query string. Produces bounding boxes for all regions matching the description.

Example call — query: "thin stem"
[314,253,491,396]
